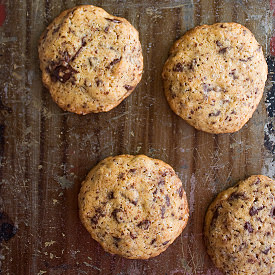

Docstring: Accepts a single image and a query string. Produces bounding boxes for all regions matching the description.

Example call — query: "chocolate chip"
[105,18,122,23]
[218,47,228,54]
[244,222,253,233]
[137,220,151,230]
[162,240,169,245]
[113,236,121,242]
[150,238,156,245]
[209,110,221,117]
[220,24,226,28]
[50,64,78,83]
[249,206,265,216]
[262,247,270,255]
[173,63,184,72]
[161,206,166,218]
[71,37,87,62]
[124,85,133,91]
[129,169,137,173]
[108,191,114,199]
[165,195,170,207]
[270,207,275,218]
[178,186,183,198]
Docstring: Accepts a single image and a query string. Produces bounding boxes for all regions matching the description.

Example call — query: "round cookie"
[39,5,143,114]
[78,154,189,259]
[162,23,267,134]
[204,175,275,274]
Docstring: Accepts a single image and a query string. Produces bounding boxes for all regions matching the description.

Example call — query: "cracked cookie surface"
[204,175,275,274]
[39,5,143,114]
[162,23,267,133]
[78,154,189,259]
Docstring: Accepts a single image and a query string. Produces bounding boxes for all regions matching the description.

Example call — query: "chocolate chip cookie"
[204,175,275,274]
[162,23,267,134]
[39,5,143,114]
[78,155,189,259]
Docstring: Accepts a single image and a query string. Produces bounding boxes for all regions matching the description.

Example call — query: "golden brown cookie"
[204,175,275,274]
[39,5,143,114]
[78,155,189,259]
[162,23,267,134]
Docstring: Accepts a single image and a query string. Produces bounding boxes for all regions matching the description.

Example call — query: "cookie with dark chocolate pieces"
[162,23,267,133]
[39,5,143,114]
[204,175,275,274]
[78,154,189,259]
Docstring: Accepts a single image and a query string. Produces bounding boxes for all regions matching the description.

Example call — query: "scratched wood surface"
[1,0,275,274]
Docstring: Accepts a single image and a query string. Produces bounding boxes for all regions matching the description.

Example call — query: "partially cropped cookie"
[204,175,275,274]
[78,155,189,259]
[39,5,143,114]
[162,23,267,134]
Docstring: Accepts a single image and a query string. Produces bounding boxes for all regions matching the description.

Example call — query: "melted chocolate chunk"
[162,240,169,245]
[91,208,105,225]
[130,232,137,239]
[270,207,275,218]
[158,179,165,186]
[218,47,228,54]
[209,110,221,117]
[50,64,78,83]
[262,247,270,255]
[165,195,170,207]
[124,85,133,91]
[249,206,264,216]
[173,63,184,72]
[229,69,238,80]
[108,191,114,199]
[178,186,183,198]
[150,238,156,245]
[106,57,121,69]
[161,206,166,219]
[137,220,151,230]
[244,222,253,233]
[105,18,122,23]
[228,192,246,201]
[239,56,253,62]
[111,209,122,223]
[129,168,137,173]
[211,205,222,227]
[118,173,125,180]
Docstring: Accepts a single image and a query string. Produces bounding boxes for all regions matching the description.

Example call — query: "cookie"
[78,154,189,259]
[162,23,267,134]
[38,5,143,114]
[204,175,275,274]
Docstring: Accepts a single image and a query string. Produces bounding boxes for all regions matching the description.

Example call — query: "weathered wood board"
[1,0,275,274]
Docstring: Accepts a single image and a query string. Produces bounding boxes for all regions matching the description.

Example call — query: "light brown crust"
[204,175,275,274]
[162,22,267,134]
[38,5,143,114]
[78,154,189,259]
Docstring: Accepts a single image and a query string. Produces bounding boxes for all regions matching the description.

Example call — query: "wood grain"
[0,0,274,274]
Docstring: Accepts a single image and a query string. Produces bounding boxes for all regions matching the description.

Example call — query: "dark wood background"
[1,0,275,274]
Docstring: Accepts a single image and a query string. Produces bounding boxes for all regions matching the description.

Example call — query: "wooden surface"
[1,0,275,274]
